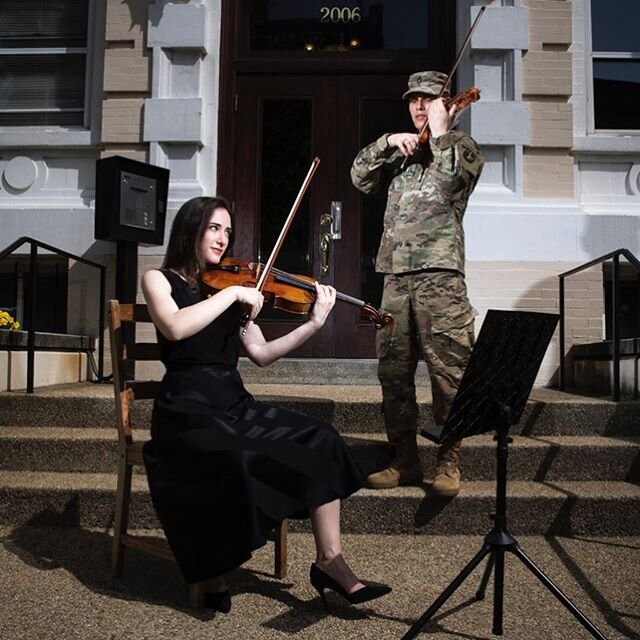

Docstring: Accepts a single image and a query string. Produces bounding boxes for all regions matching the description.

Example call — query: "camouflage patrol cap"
[402,71,450,100]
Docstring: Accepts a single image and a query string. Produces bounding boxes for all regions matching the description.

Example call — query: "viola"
[202,257,393,330]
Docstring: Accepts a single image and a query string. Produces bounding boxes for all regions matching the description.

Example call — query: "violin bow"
[256,156,321,291]
[240,156,321,334]
[438,7,486,106]
[401,5,487,169]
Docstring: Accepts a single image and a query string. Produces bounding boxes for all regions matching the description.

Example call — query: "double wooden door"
[231,74,411,357]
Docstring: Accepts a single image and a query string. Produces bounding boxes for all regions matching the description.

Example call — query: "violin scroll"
[360,304,394,330]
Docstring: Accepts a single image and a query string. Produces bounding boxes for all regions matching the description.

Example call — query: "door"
[232,73,412,357]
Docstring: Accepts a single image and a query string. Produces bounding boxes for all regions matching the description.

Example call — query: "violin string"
[215,260,371,308]
[260,263,367,307]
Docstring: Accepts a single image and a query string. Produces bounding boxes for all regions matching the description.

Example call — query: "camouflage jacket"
[350,130,483,275]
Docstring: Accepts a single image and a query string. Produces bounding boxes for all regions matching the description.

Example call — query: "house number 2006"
[320,7,362,23]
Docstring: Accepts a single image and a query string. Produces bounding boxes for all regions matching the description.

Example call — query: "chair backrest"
[108,299,162,445]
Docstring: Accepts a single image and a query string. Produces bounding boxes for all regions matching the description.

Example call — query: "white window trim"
[573,0,640,154]
[0,0,105,148]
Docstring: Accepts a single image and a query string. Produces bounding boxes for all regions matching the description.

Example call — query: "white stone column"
[144,0,222,208]
[457,0,529,197]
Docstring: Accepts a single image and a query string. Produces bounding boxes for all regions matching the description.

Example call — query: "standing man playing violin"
[350,71,483,496]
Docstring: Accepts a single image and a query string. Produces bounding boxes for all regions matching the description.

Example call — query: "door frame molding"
[217,1,456,196]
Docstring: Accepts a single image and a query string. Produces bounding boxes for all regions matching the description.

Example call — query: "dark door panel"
[232,74,413,357]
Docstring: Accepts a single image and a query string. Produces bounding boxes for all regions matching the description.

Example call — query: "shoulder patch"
[459,139,481,173]
[462,145,477,164]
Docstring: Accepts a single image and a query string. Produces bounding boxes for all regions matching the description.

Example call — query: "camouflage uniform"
[376,270,476,434]
[351,72,483,491]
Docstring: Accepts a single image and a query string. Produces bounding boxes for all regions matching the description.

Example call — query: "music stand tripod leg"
[492,547,506,635]
[510,544,608,640]
[400,542,492,640]
[476,553,495,600]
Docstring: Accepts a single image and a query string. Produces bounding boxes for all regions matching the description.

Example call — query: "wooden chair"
[108,299,288,606]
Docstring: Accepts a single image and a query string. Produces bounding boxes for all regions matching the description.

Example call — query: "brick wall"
[522,0,574,198]
[134,255,164,380]
[101,0,152,160]
[467,260,604,386]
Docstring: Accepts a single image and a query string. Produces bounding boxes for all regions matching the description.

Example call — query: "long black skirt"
[143,365,364,584]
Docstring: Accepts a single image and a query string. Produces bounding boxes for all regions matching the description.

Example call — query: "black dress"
[143,269,364,584]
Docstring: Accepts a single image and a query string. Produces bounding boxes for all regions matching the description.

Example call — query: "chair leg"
[274,519,288,579]
[112,455,133,577]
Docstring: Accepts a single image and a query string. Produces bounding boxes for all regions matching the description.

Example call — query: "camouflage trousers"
[376,270,475,441]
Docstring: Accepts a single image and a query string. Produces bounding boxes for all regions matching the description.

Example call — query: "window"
[235,0,454,66]
[0,257,69,333]
[0,0,90,127]
[249,0,429,52]
[590,0,640,130]
[603,263,640,340]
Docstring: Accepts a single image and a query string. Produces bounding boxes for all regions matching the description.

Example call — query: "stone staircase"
[0,371,639,537]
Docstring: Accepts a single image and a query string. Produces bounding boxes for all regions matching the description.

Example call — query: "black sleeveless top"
[155,269,245,368]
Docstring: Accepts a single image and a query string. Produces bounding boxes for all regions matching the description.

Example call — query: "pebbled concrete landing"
[1,527,638,640]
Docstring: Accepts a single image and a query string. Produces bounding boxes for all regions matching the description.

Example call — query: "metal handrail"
[558,248,640,401]
[0,236,106,393]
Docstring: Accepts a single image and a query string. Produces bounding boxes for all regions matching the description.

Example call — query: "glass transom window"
[248,0,429,52]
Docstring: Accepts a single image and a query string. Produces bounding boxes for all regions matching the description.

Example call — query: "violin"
[417,86,481,146]
[202,257,393,330]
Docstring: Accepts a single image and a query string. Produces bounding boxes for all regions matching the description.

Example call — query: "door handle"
[320,202,342,240]
[319,201,342,276]
[320,232,331,275]
[330,201,342,239]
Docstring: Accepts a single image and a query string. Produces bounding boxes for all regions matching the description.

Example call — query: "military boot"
[366,431,423,489]
[431,439,461,497]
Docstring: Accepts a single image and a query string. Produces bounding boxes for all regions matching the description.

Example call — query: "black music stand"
[401,310,608,640]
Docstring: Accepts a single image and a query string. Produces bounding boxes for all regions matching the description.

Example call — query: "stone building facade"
[0,0,638,389]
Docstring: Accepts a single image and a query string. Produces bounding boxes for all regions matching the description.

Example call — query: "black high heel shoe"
[309,563,391,612]
[203,590,232,613]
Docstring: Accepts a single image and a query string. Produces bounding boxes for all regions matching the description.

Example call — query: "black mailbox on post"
[94,157,170,378]
[95,155,169,245]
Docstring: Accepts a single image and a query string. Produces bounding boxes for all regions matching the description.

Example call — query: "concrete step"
[343,481,640,536]
[1,382,638,538]
[0,427,119,474]
[349,433,640,483]
[1,383,638,436]
[1,427,638,482]
[1,470,638,536]
[238,357,430,385]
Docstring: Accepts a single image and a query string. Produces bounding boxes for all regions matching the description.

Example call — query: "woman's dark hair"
[162,196,232,290]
